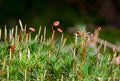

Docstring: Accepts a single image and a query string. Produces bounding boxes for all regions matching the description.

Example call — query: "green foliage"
[0,26,120,81]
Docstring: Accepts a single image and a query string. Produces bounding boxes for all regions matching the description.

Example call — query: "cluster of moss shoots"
[0,20,120,80]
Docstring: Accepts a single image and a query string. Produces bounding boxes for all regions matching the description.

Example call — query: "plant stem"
[43,27,46,43]
[73,33,77,78]
[28,48,30,60]
[51,30,55,45]
[24,69,27,81]
[9,50,12,64]
[0,28,1,40]
[4,25,7,42]
[7,66,9,80]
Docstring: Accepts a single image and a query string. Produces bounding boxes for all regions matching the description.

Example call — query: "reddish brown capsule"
[76,30,81,35]
[8,45,15,52]
[29,27,35,32]
[25,33,29,37]
[52,21,60,27]
[57,28,63,33]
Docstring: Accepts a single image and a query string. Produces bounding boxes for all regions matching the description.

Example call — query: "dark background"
[0,0,120,27]
[0,0,120,44]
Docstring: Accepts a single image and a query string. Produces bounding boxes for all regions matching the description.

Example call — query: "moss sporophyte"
[0,20,120,80]
[51,21,63,45]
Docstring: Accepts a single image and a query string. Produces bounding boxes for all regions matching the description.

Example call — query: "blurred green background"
[0,0,120,45]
